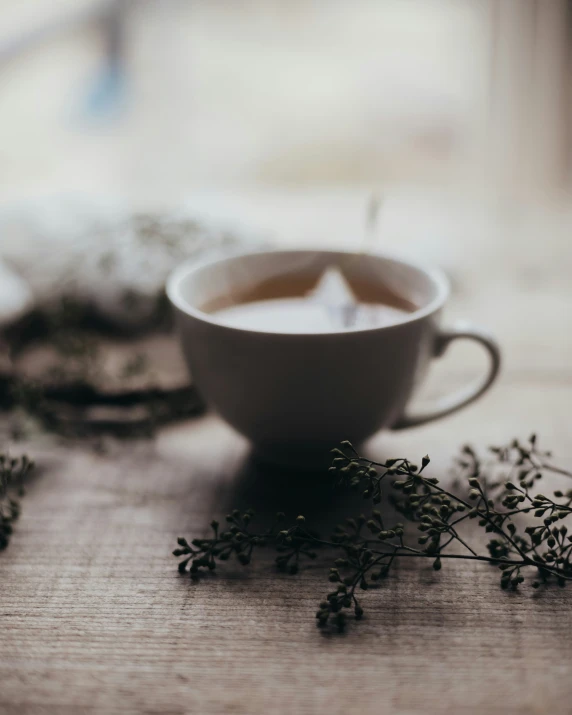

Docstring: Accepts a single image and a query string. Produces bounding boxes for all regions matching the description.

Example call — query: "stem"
[445,525,478,556]
[296,529,572,580]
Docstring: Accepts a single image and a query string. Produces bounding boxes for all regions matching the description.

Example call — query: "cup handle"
[392,322,501,430]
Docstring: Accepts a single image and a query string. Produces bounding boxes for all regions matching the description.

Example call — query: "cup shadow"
[216,447,400,535]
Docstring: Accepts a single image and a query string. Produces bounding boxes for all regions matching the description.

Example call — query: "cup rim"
[166,248,450,337]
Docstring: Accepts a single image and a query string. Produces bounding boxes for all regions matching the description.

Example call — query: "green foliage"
[175,435,572,632]
[0,453,33,551]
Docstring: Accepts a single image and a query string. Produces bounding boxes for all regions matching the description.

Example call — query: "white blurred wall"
[0,0,567,202]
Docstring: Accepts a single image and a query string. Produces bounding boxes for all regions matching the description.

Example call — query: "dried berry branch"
[174,435,572,631]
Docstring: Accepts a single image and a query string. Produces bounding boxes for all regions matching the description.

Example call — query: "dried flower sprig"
[0,453,33,551]
[174,436,572,631]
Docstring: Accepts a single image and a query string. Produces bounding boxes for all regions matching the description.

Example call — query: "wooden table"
[2,190,572,714]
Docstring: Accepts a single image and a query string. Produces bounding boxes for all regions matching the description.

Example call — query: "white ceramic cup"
[167,249,500,456]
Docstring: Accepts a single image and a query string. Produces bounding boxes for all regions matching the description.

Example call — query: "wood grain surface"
[1,192,572,715]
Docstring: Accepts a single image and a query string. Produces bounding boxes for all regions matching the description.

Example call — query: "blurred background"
[2,0,572,443]
[1,0,570,201]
